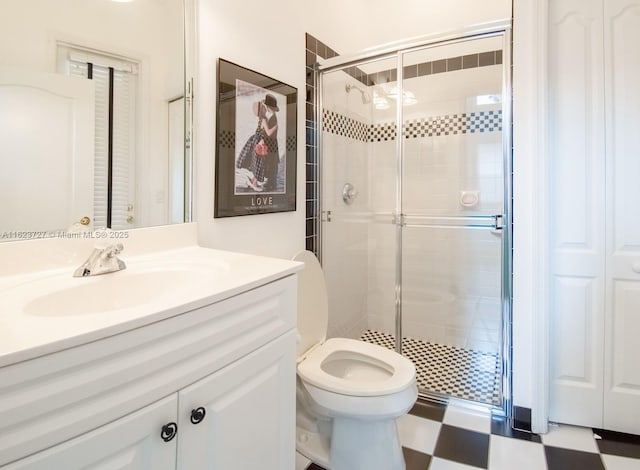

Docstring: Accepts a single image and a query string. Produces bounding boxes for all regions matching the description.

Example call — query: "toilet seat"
[297,337,416,397]
[293,250,415,398]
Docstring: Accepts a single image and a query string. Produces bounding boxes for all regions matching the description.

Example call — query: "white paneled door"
[548,0,606,428]
[603,0,640,435]
[0,68,94,233]
[549,0,640,434]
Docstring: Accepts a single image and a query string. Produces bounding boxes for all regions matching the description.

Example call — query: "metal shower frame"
[313,21,513,417]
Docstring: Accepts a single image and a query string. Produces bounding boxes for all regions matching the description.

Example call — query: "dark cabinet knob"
[190,407,206,424]
[161,422,178,442]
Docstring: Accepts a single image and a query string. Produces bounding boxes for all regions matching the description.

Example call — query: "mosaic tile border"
[340,50,503,87]
[361,329,501,406]
[321,109,369,142]
[322,109,503,142]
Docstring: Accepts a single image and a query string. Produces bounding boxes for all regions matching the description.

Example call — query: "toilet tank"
[293,251,329,361]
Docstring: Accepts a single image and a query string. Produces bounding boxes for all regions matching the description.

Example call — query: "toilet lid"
[293,250,328,360]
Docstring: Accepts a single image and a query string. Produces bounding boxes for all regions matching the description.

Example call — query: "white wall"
[304,0,511,55]
[512,0,545,420]
[194,0,306,259]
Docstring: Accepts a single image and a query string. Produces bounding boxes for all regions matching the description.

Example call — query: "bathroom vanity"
[0,241,300,469]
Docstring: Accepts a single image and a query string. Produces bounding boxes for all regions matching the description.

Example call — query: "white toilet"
[294,251,418,470]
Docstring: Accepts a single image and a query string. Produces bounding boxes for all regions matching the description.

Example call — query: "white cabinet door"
[3,395,177,470]
[548,0,607,428]
[176,331,296,470]
[603,0,640,435]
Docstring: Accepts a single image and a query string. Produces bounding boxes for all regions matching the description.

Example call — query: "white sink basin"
[0,245,301,367]
[24,268,216,317]
[1,254,230,318]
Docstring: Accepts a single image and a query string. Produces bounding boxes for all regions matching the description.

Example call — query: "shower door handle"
[493,214,504,231]
[403,214,500,228]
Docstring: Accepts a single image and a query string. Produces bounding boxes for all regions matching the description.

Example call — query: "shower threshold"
[361,330,501,406]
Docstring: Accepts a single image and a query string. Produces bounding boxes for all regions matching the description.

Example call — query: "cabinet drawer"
[0,276,296,466]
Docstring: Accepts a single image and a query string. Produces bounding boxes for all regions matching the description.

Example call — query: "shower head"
[345,83,371,104]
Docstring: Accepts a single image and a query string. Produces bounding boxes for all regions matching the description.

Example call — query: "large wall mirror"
[0,0,193,241]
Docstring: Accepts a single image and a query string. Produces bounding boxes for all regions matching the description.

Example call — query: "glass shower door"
[319,56,399,345]
[399,35,508,406]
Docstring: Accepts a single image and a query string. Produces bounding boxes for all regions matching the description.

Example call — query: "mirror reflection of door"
[168,97,185,225]
[0,67,94,235]
[57,44,137,230]
[0,0,187,236]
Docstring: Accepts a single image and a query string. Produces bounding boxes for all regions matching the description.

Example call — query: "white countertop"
[0,246,302,367]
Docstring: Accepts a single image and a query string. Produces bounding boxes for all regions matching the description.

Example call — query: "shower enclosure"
[316,27,512,411]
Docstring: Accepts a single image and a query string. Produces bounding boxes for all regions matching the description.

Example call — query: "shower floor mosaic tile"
[360,330,501,406]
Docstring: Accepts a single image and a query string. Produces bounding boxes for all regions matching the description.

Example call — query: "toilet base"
[296,417,405,470]
[297,425,331,468]
[330,417,405,470]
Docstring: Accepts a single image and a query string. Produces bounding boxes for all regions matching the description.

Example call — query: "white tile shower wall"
[323,218,369,339]
[370,140,397,214]
[363,136,395,336]
[323,72,371,124]
[401,228,502,352]
[366,223,397,335]
[367,226,502,352]
[321,71,372,339]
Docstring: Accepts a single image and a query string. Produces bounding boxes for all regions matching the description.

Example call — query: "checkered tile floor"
[296,401,640,470]
[361,330,501,406]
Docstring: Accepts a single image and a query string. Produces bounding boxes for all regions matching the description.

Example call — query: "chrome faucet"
[73,243,127,277]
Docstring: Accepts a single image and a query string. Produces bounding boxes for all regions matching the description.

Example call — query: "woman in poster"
[255,94,279,192]
[236,93,279,192]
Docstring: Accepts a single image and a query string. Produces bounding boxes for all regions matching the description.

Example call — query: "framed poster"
[215,59,297,217]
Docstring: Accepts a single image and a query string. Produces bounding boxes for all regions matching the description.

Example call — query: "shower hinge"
[322,210,332,222]
[493,214,504,230]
